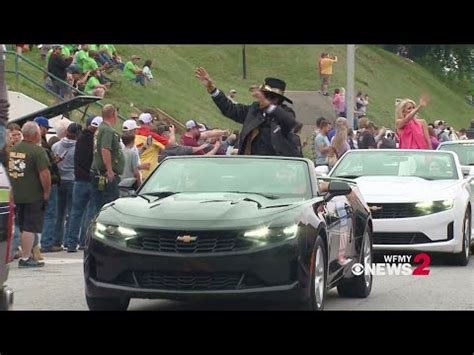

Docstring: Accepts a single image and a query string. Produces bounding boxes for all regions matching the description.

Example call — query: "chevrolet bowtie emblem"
[369,205,383,212]
[177,235,197,243]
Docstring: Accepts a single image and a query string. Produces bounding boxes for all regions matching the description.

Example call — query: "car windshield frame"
[438,142,474,166]
[331,150,459,181]
[138,156,315,200]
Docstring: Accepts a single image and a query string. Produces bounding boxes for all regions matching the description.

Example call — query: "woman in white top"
[142,59,153,81]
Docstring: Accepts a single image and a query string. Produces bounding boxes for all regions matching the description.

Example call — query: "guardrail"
[3,50,128,121]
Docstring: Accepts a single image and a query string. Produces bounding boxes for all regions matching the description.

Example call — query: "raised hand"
[195,67,215,92]
[420,94,430,107]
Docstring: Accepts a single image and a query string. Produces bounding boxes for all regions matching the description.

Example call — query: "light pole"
[346,44,355,128]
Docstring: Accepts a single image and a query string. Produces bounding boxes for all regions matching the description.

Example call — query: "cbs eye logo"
[351,263,365,276]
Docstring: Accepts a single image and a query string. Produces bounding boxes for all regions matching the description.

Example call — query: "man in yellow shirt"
[319,53,337,96]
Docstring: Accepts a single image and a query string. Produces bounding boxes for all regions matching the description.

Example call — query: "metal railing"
[3,50,128,121]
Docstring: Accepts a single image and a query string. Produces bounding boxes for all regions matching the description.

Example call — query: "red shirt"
[181,134,204,155]
[136,126,169,146]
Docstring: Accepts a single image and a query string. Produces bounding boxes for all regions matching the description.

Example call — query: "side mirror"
[315,166,329,176]
[325,180,352,201]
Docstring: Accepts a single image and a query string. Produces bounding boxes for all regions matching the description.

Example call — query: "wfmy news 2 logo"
[352,253,431,276]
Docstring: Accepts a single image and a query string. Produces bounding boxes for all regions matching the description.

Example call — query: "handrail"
[3,50,128,121]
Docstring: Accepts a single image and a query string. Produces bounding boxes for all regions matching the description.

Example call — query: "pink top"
[397,118,428,150]
[332,93,345,114]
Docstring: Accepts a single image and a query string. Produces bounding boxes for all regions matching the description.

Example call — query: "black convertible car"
[84,156,373,310]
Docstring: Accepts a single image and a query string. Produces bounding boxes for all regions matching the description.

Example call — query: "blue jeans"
[55,180,74,248]
[40,185,58,250]
[65,181,95,249]
[90,173,120,216]
[135,75,145,86]
[98,53,114,66]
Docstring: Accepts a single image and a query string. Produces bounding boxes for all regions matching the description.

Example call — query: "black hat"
[260,77,293,104]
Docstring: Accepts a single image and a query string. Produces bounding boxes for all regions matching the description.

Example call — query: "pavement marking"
[42,258,83,265]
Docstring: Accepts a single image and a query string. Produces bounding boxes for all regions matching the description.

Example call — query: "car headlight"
[415,199,454,215]
[93,222,137,245]
[244,224,299,243]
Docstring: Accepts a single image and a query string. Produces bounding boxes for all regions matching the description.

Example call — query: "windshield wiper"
[224,191,280,200]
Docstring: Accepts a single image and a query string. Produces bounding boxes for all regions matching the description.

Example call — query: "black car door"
[324,195,354,283]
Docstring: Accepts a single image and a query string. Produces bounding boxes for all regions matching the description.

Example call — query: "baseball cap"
[87,116,103,127]
[138,112,153,124]
[122,119,140,132]
[67,122,82,135]
[131,55,141,60]
[34,116,52,129]
[230,89,237,93]
[185,119,205,131]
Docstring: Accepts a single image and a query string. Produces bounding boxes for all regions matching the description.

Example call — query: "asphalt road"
[7,251,474,310]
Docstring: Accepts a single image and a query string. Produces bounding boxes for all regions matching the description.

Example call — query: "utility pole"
[242,45,247,79]
[346,45,355,128]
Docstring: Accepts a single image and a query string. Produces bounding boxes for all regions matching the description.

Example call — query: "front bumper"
[84,236,307,302]
[372,207,463,253]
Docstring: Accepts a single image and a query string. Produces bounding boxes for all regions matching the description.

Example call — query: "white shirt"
[142,66,153,80]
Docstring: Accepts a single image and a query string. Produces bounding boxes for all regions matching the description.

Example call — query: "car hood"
[99,192,314,229]
[352,176,460,203]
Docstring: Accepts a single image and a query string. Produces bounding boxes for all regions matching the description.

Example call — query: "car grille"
[368,203,419,219]
[115,271,266,291]
[126,229,251,253]
[373,232,432,244]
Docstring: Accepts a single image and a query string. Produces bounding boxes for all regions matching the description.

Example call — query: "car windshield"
[438,143,474,166]
[139,158,313,199]
[331,151,458,180]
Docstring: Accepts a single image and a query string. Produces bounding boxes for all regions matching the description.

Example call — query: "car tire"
[86,294,130,311]
[337,226,373,298]
[300,235,327,311]
[451,209,471,266]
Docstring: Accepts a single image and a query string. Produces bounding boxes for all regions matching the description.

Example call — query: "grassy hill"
[5,44,474,133]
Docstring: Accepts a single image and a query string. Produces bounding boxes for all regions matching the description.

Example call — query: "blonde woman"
[329,117,350,168]
[395,96,431,149]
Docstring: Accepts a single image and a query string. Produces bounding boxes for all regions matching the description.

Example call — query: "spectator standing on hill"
[319,53,337,96]
[124,55,145,86]
[395,96,431,149]
[332,88,346,117]
[48,45,73,99]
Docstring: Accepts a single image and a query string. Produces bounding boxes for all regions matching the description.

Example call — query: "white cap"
[229,89,237,93]
[138,112,153,124]
[91,116,103,127]
[185,119,206,131]
[122,119,139,132]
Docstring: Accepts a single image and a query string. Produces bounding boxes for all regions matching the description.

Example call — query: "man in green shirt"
[84,70,107,97]
[123,55,145,86]
[9,122,51,268]
[75,45,90,73]
[90,104,124,213]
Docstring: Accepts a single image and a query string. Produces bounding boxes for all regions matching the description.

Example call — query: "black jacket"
[48,53,73,82]
[211,89,301,157]
[74,129,94,182]
[41,136,61,185]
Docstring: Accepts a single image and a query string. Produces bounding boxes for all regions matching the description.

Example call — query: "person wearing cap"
[51,122,82,250]
[158,125,222,163]
[124,55,145,86]
[64,116,102,252]
[227,89,238,104]
[33,117,63,253]
[195,67,301,157]
[121,119,151,173]
[181,120,227,155]
[47,45,73,99]
[436,120,451,142]
[134,113,167,179]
